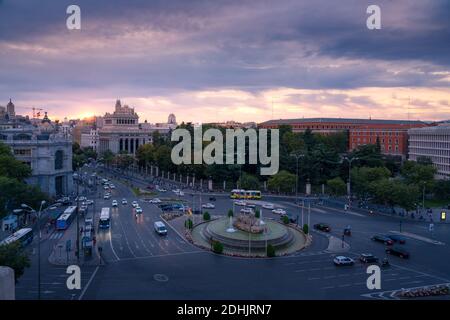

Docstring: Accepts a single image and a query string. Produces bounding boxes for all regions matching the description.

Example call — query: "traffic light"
[441,211,446,221]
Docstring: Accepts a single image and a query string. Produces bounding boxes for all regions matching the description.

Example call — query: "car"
[359,253,379,263]
[179,205,191,212]
[132,201,139,208]
[209,197,216,201]
[246,204,256,208]
[202,203,215,209]
[85,217,93,227]
[135,207,143,214]
[110,184,116,189]
[154,221,167,235]
[112,200,118,207]
[333,256,355,266]
[103,185,110,190]
[86,200,94,205]
[385,246,410,259]
[262,203,275,210]
[172,189,181,194]
[146,184,155,190]
[240,208,254,214]
[48,205,58,210]
[179,191,185,196]
[234,200,247,206]
[314,223,331,232]
[103,194,111,200]
[371,235,394,245]
[281,213,297,223]
[122,199,128,205]
[149,198,161,204]
[272,208,286,215]
[386,234,406,244]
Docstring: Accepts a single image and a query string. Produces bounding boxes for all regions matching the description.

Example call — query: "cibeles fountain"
[191,210,309,257]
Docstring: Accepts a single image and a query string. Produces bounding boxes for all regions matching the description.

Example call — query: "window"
[55,150,64,170]
[14,149,31,156]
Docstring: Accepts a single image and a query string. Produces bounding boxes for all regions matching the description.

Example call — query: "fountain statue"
[233,212,265,234]
[226,216,236,233]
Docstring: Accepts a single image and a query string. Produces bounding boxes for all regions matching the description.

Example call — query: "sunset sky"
[0,0,449,123]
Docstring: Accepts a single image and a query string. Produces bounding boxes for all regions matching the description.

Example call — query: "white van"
[154,221,168,236]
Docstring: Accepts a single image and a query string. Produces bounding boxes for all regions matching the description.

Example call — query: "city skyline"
[1,0,449,123]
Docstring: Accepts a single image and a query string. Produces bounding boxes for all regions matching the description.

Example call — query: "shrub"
[185,219,193,229]
[203,211,211,221]
[282,215,289,224]
[254,209,260,218]
[227,209,234,217]
[267,244,276,257]
[303,224,309,234]
[212,241,224,254]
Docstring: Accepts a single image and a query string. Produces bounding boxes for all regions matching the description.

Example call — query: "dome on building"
[168,113,176,124]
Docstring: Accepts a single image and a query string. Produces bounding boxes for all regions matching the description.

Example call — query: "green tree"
[326,177,346,196]
[266,244,276,257]
[0,242,31,281]
[351,166,391,199]
[113,154,134,170]
[282,215,289,224]
[302,224,309,234]
[254,208,260,218]
[238,173,260,190]
[100,149,114,167]
[267,170,296,193]
[0,142,32,181]
[203,211,211,221]
[227,209,234,217]
[212,241,224,254]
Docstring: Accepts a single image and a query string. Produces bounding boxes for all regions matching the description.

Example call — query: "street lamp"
[290,152,305,227]
[22,200,46,300]
[341,156,359,207]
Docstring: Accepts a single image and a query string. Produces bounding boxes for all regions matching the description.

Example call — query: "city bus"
[246,190,262,200]
[56,206,77,230]
[230,189,246,199]
[0,228,34,246]
[99,207,111,229]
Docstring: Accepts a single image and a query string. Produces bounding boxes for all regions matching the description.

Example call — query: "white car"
[110,184,116,189]
[272,208,286,215]
[135,207,143,214]
[202,203,215,209]
[86,200,94,205]
[262,203,275,210]
[333,256,355,266]
[246,204,256,208]
[234,200,247,206]
[178,191,185,196]
[132,201,139,208]
[112,200,118,207]
[172,189,181,194]
[159,188,167,192]
[149,198,161,204]
[240,208,254,214]
[122,199,128,205]
[104,194,111,200]
[103,185,110,190]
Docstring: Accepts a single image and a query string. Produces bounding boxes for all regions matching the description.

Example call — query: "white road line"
[78,266,99,300]
[108,229,121,261]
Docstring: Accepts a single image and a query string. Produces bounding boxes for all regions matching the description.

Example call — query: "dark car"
[314,223,331,232]
[281,213,298,224]
[386,234,406,244]
[371,235,394,245]
[359,253,379,263]
[209,197,216,201]
[385,246,410,259]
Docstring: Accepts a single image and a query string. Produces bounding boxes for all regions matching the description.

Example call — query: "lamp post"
[342,156,359,207]
[290,152,305,227]
[22,200,46,300]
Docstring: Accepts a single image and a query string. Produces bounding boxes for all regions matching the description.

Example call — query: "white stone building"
[408,124,450,179]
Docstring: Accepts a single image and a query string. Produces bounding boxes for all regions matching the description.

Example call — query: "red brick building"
[258,118,430,157]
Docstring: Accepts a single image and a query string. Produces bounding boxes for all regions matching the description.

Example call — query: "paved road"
[15,166,450,299]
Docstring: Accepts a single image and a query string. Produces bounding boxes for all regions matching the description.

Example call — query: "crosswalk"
[48,232,64,240]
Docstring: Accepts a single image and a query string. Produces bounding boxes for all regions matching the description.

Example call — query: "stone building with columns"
[98,100,155,154]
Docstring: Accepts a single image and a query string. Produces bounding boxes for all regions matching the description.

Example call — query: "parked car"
[385,246,410,259]
[386,234,406,244]
[359,253,379,264]
[149,198,161,204]
[202,203,215,209]
[262,203,275,209]
[272,208,286,215]
[333,256,355,266]
[371,235,394,245]
[112,200,118,207]
[314,223,331,232]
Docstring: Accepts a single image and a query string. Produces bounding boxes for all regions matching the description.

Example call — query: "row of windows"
[351,131,402,136]
[14,149,32,156]
[352,143,399,152]
[353,138,399,144]
[116,119,136,125]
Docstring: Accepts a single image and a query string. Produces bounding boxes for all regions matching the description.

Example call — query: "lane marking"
[78,266,99,300]
[108,229,121,261]
[389,231,445,245]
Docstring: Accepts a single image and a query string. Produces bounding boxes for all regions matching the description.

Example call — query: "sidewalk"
[48,215,100,266]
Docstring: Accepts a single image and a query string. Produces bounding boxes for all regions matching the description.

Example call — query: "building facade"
[0,117,73,197]
[80,128,99,151]
[98,100,155,154]
[408,125,450,179]
[259,118,430,157]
